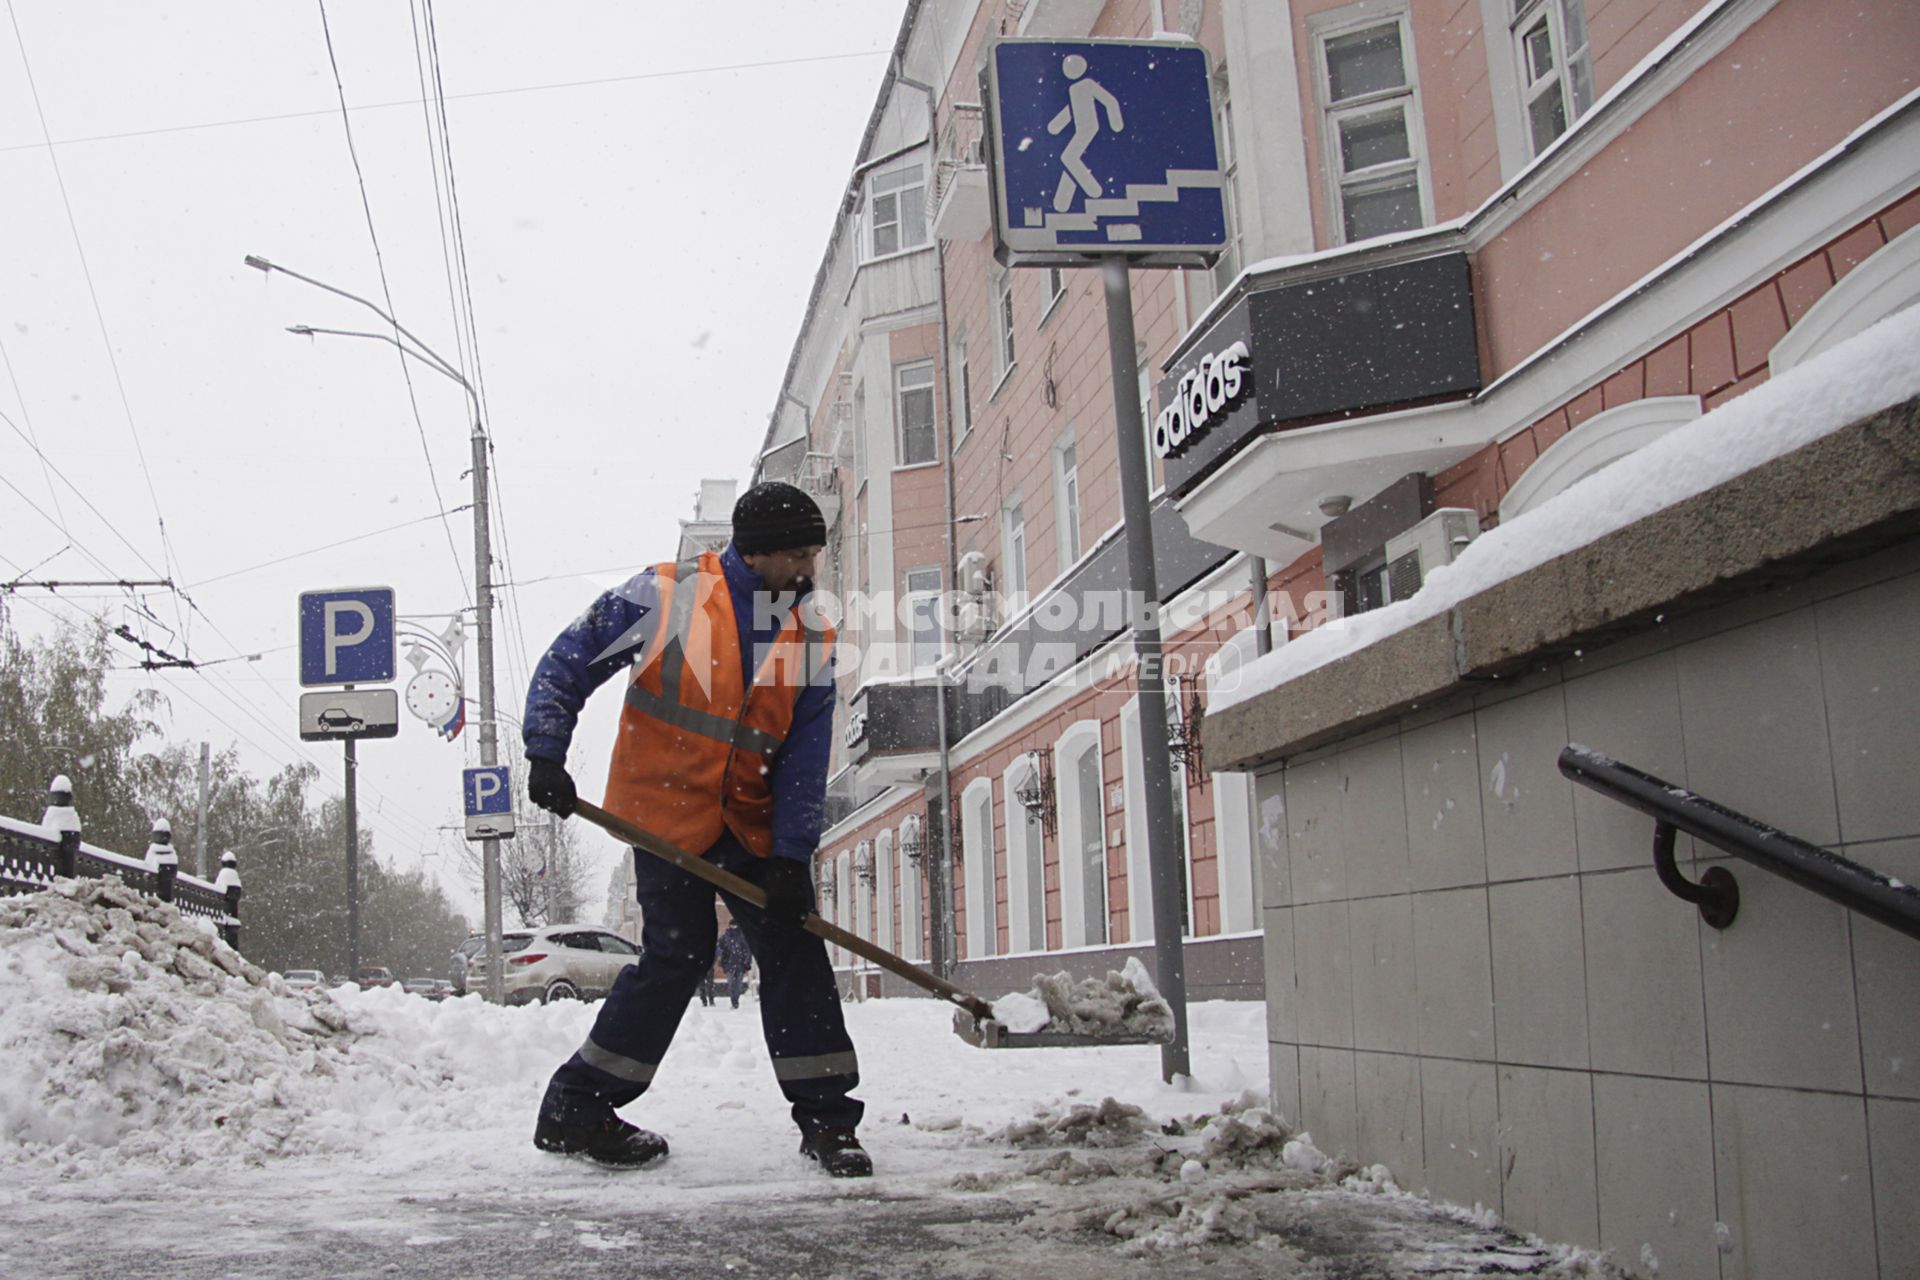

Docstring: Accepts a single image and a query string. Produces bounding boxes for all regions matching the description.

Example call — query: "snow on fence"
[0,775,242,949]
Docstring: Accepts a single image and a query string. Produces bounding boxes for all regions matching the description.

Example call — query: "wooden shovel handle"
[572,799,996,1022]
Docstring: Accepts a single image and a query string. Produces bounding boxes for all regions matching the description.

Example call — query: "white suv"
[463,925,640,1005]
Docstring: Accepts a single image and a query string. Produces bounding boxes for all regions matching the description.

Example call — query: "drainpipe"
[895,56,959,981]
[1248,555,1272,657]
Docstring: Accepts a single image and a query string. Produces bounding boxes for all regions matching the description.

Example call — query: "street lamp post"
[245,254,508,1004]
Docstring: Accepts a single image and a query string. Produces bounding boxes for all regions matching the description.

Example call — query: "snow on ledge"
[1212,305,1920,716]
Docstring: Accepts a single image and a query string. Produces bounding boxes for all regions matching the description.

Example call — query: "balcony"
[795,449,841,531]
[932,104,989,243]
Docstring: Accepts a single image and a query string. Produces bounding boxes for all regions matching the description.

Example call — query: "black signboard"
[1160,251,1481,496]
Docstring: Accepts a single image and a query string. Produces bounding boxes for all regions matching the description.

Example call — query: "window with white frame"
[852,381,868,490]
[1044,267,1066,318]
[1213,90,1244,288]
[1317,15,1427,244]
[867,161,927,258]
[900,818,923,961]
[992,270,1017,381]
[903,566,943,669]
[952,334,972,448]
[961,779,996,958]
[875,828,895,952]
[1053,433,1082,568]
[1002,492,1028,602]
[895,361,936,466]
[1137,353,1159,490]
[1510,0,1593,157]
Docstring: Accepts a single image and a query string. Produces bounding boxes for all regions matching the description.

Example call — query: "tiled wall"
[1259,541,1920,1279]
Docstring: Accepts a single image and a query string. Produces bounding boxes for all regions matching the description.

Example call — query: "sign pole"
[345,735,360,977]
[471,428,506,1005]
[1102,257,1191,1083]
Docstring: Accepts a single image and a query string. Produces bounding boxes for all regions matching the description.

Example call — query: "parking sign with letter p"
[299,587,397,687]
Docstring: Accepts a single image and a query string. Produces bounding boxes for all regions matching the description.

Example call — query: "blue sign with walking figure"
[986,38,1226,267]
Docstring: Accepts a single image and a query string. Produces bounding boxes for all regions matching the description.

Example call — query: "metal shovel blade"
[951,1007,1175,1050]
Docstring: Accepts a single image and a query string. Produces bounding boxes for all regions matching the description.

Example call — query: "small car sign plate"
[298,688,401,742]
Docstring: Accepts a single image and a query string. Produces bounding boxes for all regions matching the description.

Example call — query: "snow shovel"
[571,798,1169,1050]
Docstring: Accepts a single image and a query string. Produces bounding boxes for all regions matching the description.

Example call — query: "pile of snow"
[991,956,1175,1040]
[0,879,356,1167]
[0,880,588,1174]
[959,1093,1628,1270]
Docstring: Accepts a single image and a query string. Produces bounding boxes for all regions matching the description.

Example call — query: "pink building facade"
[731,0,1920,1057]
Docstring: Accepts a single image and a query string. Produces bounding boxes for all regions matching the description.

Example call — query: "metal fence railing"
[0,776,242,948]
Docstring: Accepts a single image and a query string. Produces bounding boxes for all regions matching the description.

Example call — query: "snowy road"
[0,883,1623,1278]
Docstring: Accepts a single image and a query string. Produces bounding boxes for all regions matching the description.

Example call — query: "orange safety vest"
[602,552,833,858]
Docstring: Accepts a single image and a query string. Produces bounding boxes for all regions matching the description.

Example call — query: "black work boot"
[799,1127,872,1178]
[534,1113,669,1168]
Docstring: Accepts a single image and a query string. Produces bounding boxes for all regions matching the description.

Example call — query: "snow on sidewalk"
[0,881,1629,1276]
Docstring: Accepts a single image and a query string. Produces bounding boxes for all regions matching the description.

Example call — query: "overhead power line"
[314,0,473,606]
[0,47,893,153]
[6,0,185,642]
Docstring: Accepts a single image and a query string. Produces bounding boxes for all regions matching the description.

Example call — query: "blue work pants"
[540,843,863,1136]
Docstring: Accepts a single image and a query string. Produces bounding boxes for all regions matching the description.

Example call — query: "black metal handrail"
[1558,744,1920,941]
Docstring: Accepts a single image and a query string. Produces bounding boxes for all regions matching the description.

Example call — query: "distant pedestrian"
[697,966,717,1007]
[718,922,752,1009]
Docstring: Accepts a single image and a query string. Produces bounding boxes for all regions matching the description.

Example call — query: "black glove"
[740,856,814,926]
[526,756,577,818]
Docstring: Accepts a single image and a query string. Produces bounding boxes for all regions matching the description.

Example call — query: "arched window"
[875,828,895,953]
[835,850,853,965]
[853,840,873,943]
[960,777,997,959]
[1205,631,1264,934]
[1771,223,1920,375]
[1121,695,1195,941]
[1498,396,1702,523]
[900,817,924,962]
[1054,719,1106,948]
[1003,753,1047,953]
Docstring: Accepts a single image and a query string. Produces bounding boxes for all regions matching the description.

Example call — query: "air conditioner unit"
[1383,508,1479,601]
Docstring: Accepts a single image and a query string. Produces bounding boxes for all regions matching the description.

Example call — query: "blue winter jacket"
[522,543,835,866]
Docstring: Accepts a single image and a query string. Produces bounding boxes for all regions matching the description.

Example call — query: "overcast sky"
[0,0,908,918]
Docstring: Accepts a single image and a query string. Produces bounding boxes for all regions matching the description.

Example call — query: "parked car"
[402,977,442,1000]
[432,979,455,999]
[353,965,397,989]
[282,969,326,992]
[448,933,485,995]
[462,925,640,1006]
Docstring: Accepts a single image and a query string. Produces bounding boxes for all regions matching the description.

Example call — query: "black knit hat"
[732,481,827,555]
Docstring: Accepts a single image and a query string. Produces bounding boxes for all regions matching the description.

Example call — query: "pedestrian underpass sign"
[985,38,1226,268]
[463,766,516,841]
[298,587,397,687]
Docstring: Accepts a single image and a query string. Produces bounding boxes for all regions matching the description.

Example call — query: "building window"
[1053,434,1082,568]
[895,361,936,466]
[961,778,996,959]
[1137,352,1158,490]
[904,566,943,669]
[1511,0,1593,156]
[868,162,927,258]
[1002,493,1028,603]
[952,335,972,448]
[1317,16,1426,244]
[1042,267,1066,320]
[852,381,867,491]
[992,270,1017,381]
[1213,90,1243,289]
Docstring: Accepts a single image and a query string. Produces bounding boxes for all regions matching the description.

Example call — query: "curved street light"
[245,251,509,1003]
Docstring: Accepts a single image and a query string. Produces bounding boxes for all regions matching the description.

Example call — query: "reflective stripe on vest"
[624,555,792,756]
[623,684,786,756]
